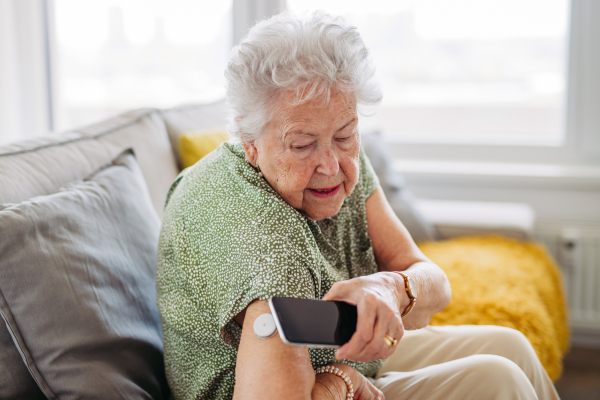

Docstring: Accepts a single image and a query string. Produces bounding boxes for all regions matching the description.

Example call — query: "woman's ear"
[242,140,259,167]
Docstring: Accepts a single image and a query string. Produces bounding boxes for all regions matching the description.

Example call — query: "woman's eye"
[292,142,314,150]
[336,136,352,143]
[292,145,311,151]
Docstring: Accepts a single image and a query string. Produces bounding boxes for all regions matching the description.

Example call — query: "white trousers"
[372,325,560,400]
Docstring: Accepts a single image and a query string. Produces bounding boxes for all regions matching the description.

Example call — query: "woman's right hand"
[355,377,385,400]
[329,363,384,400]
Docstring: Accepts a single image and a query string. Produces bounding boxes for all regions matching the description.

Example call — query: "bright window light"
[287,0,570,145]
[54,0,232,131]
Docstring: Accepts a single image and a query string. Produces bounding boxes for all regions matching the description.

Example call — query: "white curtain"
[0,0,52,145]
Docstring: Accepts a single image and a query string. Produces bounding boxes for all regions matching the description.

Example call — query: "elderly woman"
[157,12,559,400]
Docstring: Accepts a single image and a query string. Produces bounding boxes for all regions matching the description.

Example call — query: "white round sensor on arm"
[253,313,277,339]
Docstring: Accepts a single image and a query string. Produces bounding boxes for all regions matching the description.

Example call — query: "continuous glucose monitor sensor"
[253,313,277,339]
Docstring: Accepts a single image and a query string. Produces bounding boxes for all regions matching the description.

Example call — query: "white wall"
[396,162,600,223]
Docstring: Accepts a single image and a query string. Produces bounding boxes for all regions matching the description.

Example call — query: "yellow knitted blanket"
[418,235,569,381]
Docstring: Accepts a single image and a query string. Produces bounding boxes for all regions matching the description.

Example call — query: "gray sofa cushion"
[0,108,179,219]
[0,150,169,399]
[361,131,439,242]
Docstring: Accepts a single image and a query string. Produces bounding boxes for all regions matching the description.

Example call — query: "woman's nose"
[315,147,339,176]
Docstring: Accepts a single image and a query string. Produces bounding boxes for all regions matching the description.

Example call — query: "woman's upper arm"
[365,187,429,271]
[233,300,315,400]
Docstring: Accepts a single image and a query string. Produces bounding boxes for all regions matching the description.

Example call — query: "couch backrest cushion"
[74,109,179,215]
[160,100,227,168]
[0,108,179,219]
[0,150,169,399]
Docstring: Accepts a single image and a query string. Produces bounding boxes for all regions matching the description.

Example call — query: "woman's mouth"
[307,184,341,198]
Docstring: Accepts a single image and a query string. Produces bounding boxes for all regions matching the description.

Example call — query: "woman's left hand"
[323,272,408,362]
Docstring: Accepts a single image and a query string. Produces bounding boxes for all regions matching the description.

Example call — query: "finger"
[336,296,376,360]
[378,308,404,359]
[354,307,394,361]
[360,300,406,362]
[390,310,405,344]
[361,374,386,400]
[323,281,351,301]
[322,282,342,301]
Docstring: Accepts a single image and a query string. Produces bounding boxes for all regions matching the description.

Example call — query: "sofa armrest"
[414,199,536,241]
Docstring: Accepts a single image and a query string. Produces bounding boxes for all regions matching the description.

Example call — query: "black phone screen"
[270,297,357,346]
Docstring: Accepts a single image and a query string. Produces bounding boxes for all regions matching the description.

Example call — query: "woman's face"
[243,89,361,221]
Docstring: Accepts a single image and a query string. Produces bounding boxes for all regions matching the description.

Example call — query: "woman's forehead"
[279,86,356,108]
[282,115,357,136]
[274,91,357,125]
[276,110,357,141]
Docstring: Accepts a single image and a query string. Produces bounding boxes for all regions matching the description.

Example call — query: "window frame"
[41,0,599,169]
[0,0,54,143]
[382,0,600,167]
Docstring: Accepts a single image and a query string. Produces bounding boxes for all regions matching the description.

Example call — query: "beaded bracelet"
[315,365,354,399]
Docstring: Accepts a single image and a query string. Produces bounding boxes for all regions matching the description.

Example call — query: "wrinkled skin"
[242,89,360,221]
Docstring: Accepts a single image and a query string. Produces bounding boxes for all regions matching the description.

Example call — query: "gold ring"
[384,334,398,348]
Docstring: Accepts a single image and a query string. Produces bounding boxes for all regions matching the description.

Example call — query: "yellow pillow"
[178,129,230,169]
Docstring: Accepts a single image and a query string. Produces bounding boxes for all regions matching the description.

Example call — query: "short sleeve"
[359,147,380,199]
[215,217,322,346]
[159,166,323,350]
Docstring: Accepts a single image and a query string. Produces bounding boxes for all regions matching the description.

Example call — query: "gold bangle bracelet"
[396,271,417,318]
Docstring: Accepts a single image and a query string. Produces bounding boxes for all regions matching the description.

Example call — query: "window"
[287,0,570,147]
[53,0,232,131]
[3,0,598,167]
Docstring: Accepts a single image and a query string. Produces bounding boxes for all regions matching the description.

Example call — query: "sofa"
[0,103,228,399]
[0,100,566,399]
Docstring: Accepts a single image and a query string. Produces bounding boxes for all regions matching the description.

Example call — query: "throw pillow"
[160,100,227,168]
[178,129,229,169]
[0,149,170,399]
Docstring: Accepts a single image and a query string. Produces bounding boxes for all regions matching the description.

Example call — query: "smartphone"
[268,296,357,348]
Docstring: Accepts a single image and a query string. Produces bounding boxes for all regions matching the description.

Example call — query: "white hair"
[225,11,382,143]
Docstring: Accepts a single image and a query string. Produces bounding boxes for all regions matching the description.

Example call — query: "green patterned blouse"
[157,142,383,400]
